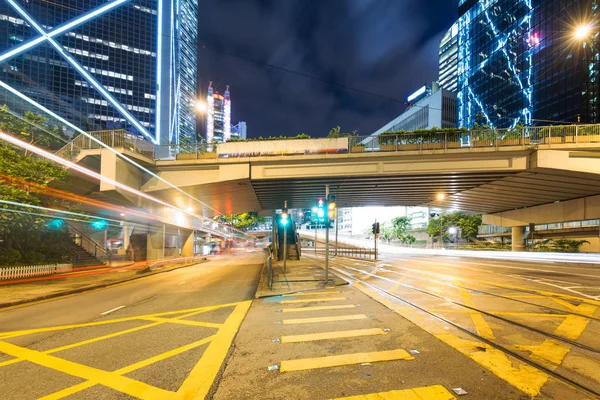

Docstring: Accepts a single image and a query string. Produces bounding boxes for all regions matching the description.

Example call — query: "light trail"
[0,80,223,217]
[0,132,252,239]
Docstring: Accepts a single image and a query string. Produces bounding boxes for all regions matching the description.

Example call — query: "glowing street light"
[448,227,458,235]
[436,193,446,201]
[195,101,207,113]
[574,24,593,41]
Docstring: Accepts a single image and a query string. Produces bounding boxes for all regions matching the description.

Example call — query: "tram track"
[309,255,600,398]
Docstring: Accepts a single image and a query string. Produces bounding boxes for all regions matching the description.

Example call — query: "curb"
[0,260,208,310]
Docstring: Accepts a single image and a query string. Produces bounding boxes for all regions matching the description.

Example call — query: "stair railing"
[67,223,111,265]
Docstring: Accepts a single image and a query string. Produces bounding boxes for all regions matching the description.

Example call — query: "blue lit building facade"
[457,0,599,128]
[0,0,197,145]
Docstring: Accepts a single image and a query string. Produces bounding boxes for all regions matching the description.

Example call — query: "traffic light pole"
[325,185,330,284]
[283,200,288,273]
[374,218,378,261]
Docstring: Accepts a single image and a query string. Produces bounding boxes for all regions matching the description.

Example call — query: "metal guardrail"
[313,247,376,260]
[55,123,600,162]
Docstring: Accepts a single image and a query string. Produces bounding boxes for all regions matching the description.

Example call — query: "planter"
[422,143,443,150]
[197,152,217,159]
[446,142,462,148]
[542,137,563,144]
[473,140,493,147]
[176,153,197,160]
[380,144,397,151]
[399,144,419,151]
[576,135,600,143]
[565,136,576,143]
[351,146,365,153]
[497,138,524,146]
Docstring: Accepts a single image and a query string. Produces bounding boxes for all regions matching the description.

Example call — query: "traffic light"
[90,219,108,230]
[315,198,326,221]
[280,209,289,226]
[47,218,64,230]
[327,195,336,221]
[372,222,380,235]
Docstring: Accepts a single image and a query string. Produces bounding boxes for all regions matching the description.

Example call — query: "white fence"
[0,263,73,281]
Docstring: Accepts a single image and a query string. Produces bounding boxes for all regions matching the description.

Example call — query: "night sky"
[197,0,458,139]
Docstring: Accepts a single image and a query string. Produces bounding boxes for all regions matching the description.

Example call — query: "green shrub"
[0,248,21,266]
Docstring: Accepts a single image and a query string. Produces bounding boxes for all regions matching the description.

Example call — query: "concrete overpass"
[54,127,600,251]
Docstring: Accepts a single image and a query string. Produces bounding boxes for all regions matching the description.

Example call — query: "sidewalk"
[255,258,347,298]
[214,271,526,399]
[0,258,207,308]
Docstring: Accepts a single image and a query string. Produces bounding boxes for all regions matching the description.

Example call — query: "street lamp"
[574,24,593,41]
[195,101,207,113]
[436,193,446,201]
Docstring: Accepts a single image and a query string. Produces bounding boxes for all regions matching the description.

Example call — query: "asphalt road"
[0,252,263,400]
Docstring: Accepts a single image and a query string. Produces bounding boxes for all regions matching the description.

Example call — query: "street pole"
[325,185,330,284]
[283,200,288,273]
[314,222,317,254]
[374,218,378,261]
[162,224,166,260]
[335,211,339,257]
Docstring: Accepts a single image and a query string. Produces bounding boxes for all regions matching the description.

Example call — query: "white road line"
[100,306,125,315]
[178,281,186,285]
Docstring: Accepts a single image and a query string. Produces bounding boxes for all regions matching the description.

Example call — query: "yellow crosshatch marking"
[0,300,252,400]
[331,384,457,400]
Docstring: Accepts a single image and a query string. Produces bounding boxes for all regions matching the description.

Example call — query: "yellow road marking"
[280,349,413,372]
[331,385,457,400]
[426,310,568,318]
[282,305,356,313]
[282,314,367,325]
[352,282,549,397]
[0,306,228,369]
[1,301,250,400]
[280,297,346,304]
[139,316,223,329]
[515,340,570,368]
[0,302,239,338]
[0,340,175,399]
[282,291,340,297]
[457,286,495,340]
[550,298,598,317]
[554,315,591,341]
[39,335,216,400]
[281,328,387,343]
[177,300,252,399]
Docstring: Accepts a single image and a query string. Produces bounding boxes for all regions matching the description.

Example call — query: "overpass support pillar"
[511,226,526,252]
[182,230,194,258]
[147,225,165,262]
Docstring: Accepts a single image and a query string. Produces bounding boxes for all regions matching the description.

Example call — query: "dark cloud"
[197,0,457,138]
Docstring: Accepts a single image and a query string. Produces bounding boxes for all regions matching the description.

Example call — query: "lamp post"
[436,193,446,249]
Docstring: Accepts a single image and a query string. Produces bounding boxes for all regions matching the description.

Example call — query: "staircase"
[276,218,301,261]
[66,224,109,268]
[65,240,105,267]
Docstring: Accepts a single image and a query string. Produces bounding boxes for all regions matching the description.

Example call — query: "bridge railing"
[479,219,600,235]
[55,129,155,160]
[354,123,600,153]
[55,123,600,161]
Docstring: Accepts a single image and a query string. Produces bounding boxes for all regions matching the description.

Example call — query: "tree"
[391,216,411,239]
[216,212,264,231]
[379,222,395,243]
[426,211,482,243]
[0,105,72,264]
[328,126,341,138]
[0,105,69,151]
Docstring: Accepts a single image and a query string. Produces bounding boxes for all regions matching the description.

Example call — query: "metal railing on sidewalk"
[313,246,376,260]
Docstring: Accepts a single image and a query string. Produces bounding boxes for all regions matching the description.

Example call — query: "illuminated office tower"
[457,0,599,128]
[205,83,233,143]
[0,0,198,145]
[439,22,458,93]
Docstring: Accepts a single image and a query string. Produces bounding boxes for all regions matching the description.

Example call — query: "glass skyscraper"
[457,0,599,128]
[0,0,197,145]
[439,22,458,93]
